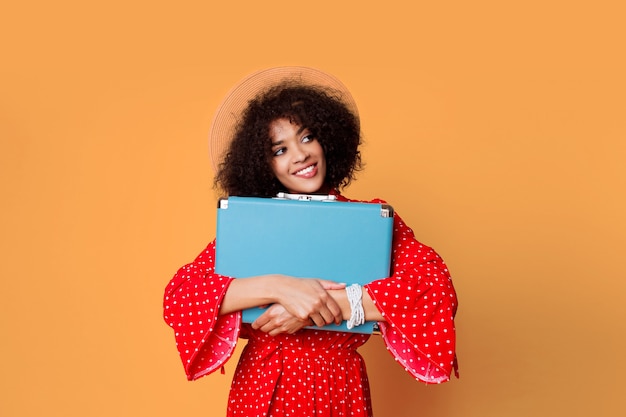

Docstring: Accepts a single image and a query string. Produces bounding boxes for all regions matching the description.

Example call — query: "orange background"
[1,1,625,416]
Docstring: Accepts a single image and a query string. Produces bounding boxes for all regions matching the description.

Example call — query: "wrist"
[345,284,365,329]
[267,274,288,304]
[327,289,351,320]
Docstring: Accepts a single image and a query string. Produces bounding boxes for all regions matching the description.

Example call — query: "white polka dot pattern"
[229,327,372,416]
[163,196,458,415]
[163,240,240,379]
[365,199,458,384]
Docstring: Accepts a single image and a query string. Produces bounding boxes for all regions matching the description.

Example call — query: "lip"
[292,163,318,178]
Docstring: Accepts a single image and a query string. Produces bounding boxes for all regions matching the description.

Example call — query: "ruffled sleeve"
[363,201,459,384]
[163,241,241,380]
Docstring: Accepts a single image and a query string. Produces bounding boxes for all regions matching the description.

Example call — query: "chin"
[289,182,328,195]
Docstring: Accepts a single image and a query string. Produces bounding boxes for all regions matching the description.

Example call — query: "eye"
[273,147,286,157]
[302,134,315,143]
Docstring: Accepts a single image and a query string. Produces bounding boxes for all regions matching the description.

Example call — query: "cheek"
[270,159,283,177]
[317,147,327,169]
[317,142,326,161]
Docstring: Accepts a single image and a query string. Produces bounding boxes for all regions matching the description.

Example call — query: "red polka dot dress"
[163,196,458,416]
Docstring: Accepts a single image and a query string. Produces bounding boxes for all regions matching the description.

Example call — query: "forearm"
[219,275,281,315]
[327,287,385,322]
[219,275,345,326]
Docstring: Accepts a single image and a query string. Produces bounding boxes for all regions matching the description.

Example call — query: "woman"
[163,66,458,416]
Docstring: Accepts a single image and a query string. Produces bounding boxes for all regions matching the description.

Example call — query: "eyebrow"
[270,125,308,147]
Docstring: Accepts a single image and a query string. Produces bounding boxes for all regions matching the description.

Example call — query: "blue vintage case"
[214,195,394,334]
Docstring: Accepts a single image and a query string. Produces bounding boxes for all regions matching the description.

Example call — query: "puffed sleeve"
[163,240,241,380]
[364,204,459,384]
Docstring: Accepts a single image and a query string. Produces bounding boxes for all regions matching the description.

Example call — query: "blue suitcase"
[214,194,394,333]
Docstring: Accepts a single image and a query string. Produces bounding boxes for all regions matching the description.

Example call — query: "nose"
[291,143,309,163]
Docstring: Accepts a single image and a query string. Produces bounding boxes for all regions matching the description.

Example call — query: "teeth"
[295,165,314,175]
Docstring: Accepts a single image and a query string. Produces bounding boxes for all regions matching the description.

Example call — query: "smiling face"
[269,118,329,194]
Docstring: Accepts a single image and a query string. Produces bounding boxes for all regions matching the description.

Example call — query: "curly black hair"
[214,82,363,197]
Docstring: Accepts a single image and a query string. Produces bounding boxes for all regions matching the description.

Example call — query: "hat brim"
[208,66,359,171]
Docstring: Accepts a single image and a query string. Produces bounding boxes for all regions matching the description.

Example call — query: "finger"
[252,313,270,329]
[270,324,294,337]
[319,307,336,325]
[324,299,343,324]
[309,313,325,327]
[257,318,281,334]
[268,321,296,336]
[318,280,346,290]
[264,324,280,336]
[289,320,310,334]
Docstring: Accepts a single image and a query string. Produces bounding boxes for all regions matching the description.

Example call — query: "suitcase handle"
[274,192,337,202]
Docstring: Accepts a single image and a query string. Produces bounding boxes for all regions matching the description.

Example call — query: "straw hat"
[208,66,359,171]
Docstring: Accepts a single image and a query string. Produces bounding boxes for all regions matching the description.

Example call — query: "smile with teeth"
[294,164,316,177]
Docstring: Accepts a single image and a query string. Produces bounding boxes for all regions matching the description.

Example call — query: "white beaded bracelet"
[346,284,365,329]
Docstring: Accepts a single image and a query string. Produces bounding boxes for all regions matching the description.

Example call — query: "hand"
[252,304,312,336]
[273,276,345,327]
